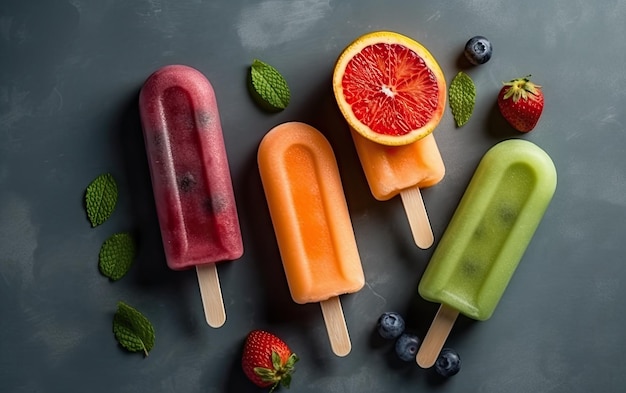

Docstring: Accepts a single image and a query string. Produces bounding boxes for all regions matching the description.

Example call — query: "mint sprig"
[249,59,291,111]
[85,173,118,227]
[449,71,477,127]
[99,232,136,281]
[113,301,155,357]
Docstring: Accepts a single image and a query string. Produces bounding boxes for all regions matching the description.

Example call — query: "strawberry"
[497,75,544,132]
[242,330,298,392]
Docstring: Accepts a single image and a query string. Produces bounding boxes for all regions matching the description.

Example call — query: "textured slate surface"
[1,1,625,392]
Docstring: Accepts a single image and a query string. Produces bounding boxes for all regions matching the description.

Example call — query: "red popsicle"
[139,64,243,328]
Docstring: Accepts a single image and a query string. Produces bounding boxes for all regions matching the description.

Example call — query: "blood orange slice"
[333,31,446,146]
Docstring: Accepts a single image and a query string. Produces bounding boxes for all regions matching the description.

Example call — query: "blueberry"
[394,333,420,362]
[434,348,461,377]
[376,312,406,340]
[179,173,197,192]
[464,36,492,65]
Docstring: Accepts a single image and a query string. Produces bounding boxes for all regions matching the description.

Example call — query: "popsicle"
[258,122,365,357]
[139,64,243,328]
[350,129,445,248]
[415,139,557,367]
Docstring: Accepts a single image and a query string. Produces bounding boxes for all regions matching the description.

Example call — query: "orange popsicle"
[258,122,365,357]
[332,31,447,249]
[351,129,445,248]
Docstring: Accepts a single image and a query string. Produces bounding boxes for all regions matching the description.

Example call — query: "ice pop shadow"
[455,51,476,71]
[113,87,203,335]
[222,338,259,393]
[238,146,316,323]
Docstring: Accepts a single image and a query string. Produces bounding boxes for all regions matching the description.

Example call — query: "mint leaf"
[113,301,155,356]
[85,173,118,227]
[99,232,136,281]
[449,71,477,127]
[249,59,290,111]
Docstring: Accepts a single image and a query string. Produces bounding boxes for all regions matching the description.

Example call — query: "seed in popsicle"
[179,173,197,192]
[196,110,213,127]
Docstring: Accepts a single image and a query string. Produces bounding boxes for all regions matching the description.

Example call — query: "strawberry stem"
[254,351,299,392]
[502,75,541,102]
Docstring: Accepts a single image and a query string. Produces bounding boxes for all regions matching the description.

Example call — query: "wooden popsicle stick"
[196,264,226,328]
[416,304,459,368]
[320,296,351,357]
[400,186,434,249]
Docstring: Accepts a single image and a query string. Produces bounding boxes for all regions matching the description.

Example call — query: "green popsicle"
[416,139,557,368]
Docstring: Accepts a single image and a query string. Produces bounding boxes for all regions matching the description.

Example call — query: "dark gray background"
[1,1,624,392]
